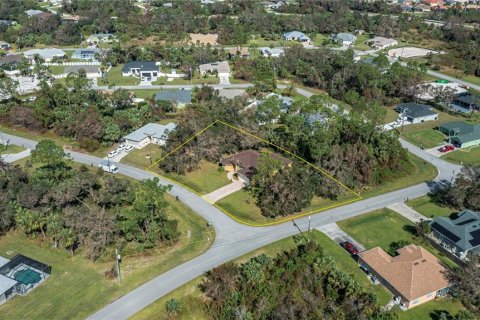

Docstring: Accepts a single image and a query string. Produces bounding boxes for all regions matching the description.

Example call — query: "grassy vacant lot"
[248,37,284,47]
[121,145,164,169]
[130,89,157,100]
[1,144,25,154]
[354,33,372,51]
[48,65,65,75]
[442,146,480,166]
[0,194,214,320]
[132,231,392,320]
[159,160,231,195]
[98,66,140,86]
[338,208,457,269]
[407,195,457,219]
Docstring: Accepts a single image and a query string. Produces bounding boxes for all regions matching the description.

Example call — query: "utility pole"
[115,249,122,285]
[292,219,308,242]
[308,215,311,242]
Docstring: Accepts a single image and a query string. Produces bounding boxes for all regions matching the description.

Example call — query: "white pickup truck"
[98,160,119,174]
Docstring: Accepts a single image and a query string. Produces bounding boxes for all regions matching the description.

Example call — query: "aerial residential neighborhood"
[0,0,479,320]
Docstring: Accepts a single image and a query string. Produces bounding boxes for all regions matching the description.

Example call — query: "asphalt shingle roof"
[154,90,192,104]
[430,210,480,252]
[124,123,176,142]
[396,103,437,119]
[122,61,158,73]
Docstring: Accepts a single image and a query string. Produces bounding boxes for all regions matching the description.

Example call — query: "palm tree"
[165,298,182,316]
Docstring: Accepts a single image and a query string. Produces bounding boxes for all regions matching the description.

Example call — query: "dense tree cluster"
[440,166,480,211]
[0,71,161,151]
[449,256,480,314]
[161,87,410,218]
[202,241,395,320]
[0,140,178,260]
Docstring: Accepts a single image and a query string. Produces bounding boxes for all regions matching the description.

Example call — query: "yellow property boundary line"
[145,120,363,227]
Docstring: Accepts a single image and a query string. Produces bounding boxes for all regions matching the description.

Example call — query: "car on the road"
[108,150,118,158]
[124,145,134,153]
[438,145,454,153]
[340,241,360,255]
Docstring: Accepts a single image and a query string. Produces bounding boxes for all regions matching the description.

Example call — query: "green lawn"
[0,194,214,320]
[354,33,372,51]
[121,145,164,169]
[159,160,231,195]
[1,144,26,154]
[98,66,140,86]
[384,107,399,124]
[442,146,480,166]
[313,34,328,46]
[48,65,65,75]
[399,109,470,147]
[248,37,284,47]
[403,128,446,149]
[152,76,218,85]
[396,298,467,320]
[217,153,436,225]
[407,196,457,219]
[130,89,158,100]
[337,208,457,269]
[132,230,392,319]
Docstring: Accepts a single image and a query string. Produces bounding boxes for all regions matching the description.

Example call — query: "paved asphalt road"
[1,79,464,319]
[1,127,461,320]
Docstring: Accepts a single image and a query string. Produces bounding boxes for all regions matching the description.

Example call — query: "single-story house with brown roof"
[358,244,451,310]
[219,149,291,184]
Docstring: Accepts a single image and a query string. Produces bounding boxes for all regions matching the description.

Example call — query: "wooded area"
[0,140,179,260]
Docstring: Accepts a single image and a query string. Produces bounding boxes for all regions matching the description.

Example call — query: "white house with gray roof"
[259,47,284,58]
[23,48,65,62]
[122,61,159,81]
[430,210,480,260]
[123,123,176,149]
[155,90,192,107]
[333,33,356,47]
[199,61,230,77]
[395,102,438,124]
[284,31,311,44]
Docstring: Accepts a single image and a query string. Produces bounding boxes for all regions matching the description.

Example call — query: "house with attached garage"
[395,102,438,123]
[122,61,159,81]
[430,209,480,260]
[71,48,102,60]
[259,47,284,58]
[358,244,451,310]
[451,93,479,113]
[23,48,65,62]
[283,31,311,44]
[367,37,398,50]
[438,121,480,149]
[333,33,357,47]
[123,123,176,149]
[64,65,102,78]
[199,61,231,78]
[219,149,292,185]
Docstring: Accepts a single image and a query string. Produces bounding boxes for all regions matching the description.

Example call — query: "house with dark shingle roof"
[154,90,192,107]
[396,103,439,123]
[121,61,159,81]
[430,209,480,259]
[220,149,291,184]
[451,93,479,112]
[438,121,480,149]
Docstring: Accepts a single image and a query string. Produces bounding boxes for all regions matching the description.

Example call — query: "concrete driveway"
[317,222,365,251]
[1,149,31,163]
[203,180,244,203]
[387,202,428,223]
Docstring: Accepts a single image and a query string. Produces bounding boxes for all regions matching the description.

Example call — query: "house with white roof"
[333,33,356,47]
[123,123,177,149]
[367,37,398,50]
[23,48,65,62]
[199,61,231,77]
[284,31,311,44]
[259,47,285,58]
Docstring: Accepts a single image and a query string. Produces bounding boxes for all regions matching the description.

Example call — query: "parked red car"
[341,241,360,255]
[439,145,455,153]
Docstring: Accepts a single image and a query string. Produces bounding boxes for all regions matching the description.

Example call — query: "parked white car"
[124,145,134,153]
[118,144,126,151]
[108,150,118,158]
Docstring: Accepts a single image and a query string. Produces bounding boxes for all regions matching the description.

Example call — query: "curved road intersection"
[1,83,464,319]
